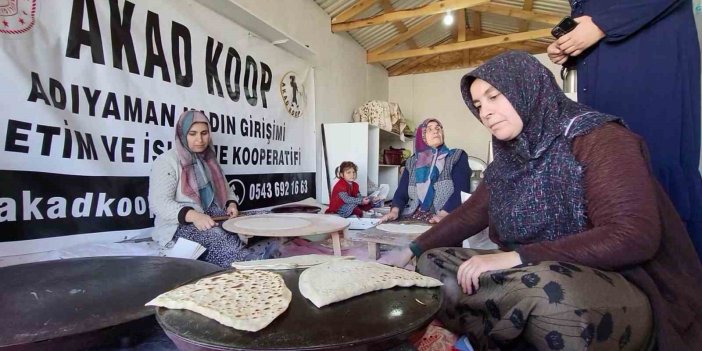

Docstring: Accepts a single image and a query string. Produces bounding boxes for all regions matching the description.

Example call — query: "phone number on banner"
[249,180,309,201]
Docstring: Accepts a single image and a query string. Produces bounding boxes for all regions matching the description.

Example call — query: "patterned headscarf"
[175,110,228,209]
[414,118,453,210]
[460,51,621,245]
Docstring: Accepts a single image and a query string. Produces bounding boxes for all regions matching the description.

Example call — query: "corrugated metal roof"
[313,0,570,71]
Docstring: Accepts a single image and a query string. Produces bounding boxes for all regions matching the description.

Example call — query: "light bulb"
[443,12,454,26]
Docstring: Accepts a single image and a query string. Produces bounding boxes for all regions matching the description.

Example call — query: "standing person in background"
[379,118,470,224]
[547,1,702,258]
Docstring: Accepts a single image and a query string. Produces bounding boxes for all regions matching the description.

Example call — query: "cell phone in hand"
[551,16,578,38]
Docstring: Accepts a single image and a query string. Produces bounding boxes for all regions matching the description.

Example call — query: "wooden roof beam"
[456,9,467,42]
[387,32,544,74]
[332,0,378,24]
[518,0,534,32]
[388,54,439,76]
[387,31,484,76]
[392,42,547,76]
[368,28,552,62]
[471,3,561,26]
[470,11,481,34]
[379,0,418,49]
[387,38,455,76]
[332,0,488,32]
[369,14,441,54]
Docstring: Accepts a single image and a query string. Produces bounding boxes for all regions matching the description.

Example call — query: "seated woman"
[381,52,702,350]
[149,110,279,268]
[379,118,470,224]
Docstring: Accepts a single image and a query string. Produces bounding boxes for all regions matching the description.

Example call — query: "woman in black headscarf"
[381,51,702,350]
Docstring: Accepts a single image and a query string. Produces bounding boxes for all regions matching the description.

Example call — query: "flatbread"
[299,260,442,308]
[146,270,291,332]
[232,254,355,270]
[376,223,431,234]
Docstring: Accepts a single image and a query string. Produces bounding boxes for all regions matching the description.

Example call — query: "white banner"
[0,0,316,254]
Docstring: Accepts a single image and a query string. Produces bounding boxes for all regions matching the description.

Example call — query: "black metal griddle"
[156,268,443,351]
[270,204,321,214]
[0,256,221,350]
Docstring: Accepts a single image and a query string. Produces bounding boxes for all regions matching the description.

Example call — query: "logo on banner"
[228,179,246,206]
[0,0,36,35]
[280,71,306,118]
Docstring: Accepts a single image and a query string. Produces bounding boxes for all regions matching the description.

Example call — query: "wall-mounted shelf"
[379,127,413,141]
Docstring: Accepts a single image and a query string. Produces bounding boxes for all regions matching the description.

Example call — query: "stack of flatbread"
[299,260,442,308]
[146,270,291,332]
[231,254,354,270]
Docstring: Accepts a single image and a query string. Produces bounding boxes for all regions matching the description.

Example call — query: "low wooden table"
[349,221,432,259]
[156,268,443,351]
[223,213,349,256]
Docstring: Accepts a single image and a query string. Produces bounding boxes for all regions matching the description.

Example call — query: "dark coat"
[572,0,702,257]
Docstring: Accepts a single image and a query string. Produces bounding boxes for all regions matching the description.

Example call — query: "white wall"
[389,54,562,162]
[230,0,389,199]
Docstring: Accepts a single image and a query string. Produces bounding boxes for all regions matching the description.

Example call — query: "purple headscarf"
[460,51,621,245]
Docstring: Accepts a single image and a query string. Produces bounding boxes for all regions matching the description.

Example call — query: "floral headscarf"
[175,110,228,209]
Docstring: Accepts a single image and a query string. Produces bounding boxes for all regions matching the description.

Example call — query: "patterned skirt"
[417,248,654,351]
[174,204,282,268]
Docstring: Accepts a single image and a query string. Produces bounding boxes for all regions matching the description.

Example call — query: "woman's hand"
[429,210,449,224]
[547,41,569,65]
[227,202,239,218]
[378,247,414,269]
[378,207,400,223]
[187,210,216,231]
[554,16,604,57]
[361,197,371,205]
[457,252,522,294]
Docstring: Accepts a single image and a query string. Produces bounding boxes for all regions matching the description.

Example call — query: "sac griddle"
[0,256,221,350]
[157,268,442,351]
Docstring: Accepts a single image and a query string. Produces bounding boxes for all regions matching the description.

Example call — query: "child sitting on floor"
[326,161,376,217]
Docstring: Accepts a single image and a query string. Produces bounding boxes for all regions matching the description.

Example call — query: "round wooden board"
[376,223,431,234]
[222,213,349,237]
